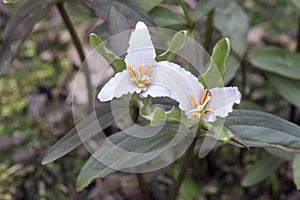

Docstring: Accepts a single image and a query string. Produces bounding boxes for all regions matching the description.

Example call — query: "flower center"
[189,89,213,119]
[128,64,153,89]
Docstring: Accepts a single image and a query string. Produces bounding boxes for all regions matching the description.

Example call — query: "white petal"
[125,21,156,67]
[140,82,175,99]
[98,70,141,101]
[203,87,241,122]
[155,61,204,113]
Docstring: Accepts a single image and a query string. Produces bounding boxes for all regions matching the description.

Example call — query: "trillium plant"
[95,21,241,197]
[42,20,300,200]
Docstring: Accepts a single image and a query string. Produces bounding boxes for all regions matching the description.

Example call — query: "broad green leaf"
[211,38,230,78]
[266,73,300,107]
[173,165,201,200]
[224,55,240,85]
[149,107,198,128]
[0,0,54,76]
[156,30,188,61]
[149,6,186,28]
[41,104,127,165]
[81,0,153,24]
[293,154,300,189]
[135,0,164,11]
[89,33,126,72]
[225,110,300,153]
[108,6,130,35]
[3,0,20,3]
[192,0,224,21]
[214,2,248,58]
[265,147,294,161]
[76,123,193,191]
[241,153,282,187]
[198,38,230,88]
[249,47,300,80]
[290,0,300,11]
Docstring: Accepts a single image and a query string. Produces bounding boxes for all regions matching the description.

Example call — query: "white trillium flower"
[155,61,242,122]
[97,21,241,123]
[98,21,176,101]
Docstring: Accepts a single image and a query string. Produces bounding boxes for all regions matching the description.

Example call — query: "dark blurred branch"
[57,2,93,112]
[168,137,197,200]
[136,173,151,200]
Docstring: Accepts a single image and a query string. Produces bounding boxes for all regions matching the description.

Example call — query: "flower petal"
[155,61,204,113]
[203,87,241,122]
[98,70,141,101]
[125,21,156,67]
[140,67,175,99]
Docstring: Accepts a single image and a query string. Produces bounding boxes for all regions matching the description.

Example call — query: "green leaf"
[203,120,234,143]
[241,153,282,187]
[108,6,130,35]
[198,38,230,88]
[214,2,248,58]
[0,0,54,76]
[290,0,300,11]
[266,73,300,107]
[89,33,126,72]
[265,147,294,161]
[41,104,126,165]
[293,154,300,189]
[76,123,192,191]
[149,107,198,128]
[173,165,201,200]
[224,55,240,85]
[211,38,230,78]
[3,0,20,3]
[149,6,186,28]
[135,0,164,11]
[249,47,300,80]
[81,0,153,24]
[192,0,224,21]
[156,30,188,62]
[226,110,300,153]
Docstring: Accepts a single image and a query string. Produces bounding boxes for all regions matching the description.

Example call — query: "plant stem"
[204,10,214,53]
[136,173,151,200]
[57,2,93,113]
[297,16,300,53]
[178,0,192,28]
[130,100,151,200]
[168,137,198,200]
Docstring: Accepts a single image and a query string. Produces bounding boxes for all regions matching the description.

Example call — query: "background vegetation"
[0,0,300,199]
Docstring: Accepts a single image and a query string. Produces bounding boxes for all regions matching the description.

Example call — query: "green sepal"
[156,30,188,62]
[89,33,126,73]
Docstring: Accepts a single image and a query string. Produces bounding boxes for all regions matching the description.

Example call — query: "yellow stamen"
[144,65,152,75]
[190,89,213,119]
[138,64,143,79]
[128,66,136,78]
[190,95,197,108]
[200,89,209,105]
[204,109,213,114]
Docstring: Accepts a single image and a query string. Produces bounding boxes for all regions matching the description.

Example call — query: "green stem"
[130,100,151,200]
[168,136,198,200]
[204,10,214,53]
[178,0,192,27]
[56,2,93,113]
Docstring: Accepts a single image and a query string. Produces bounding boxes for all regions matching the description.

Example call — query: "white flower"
[155,61,241,122]
[98,21,175,101]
